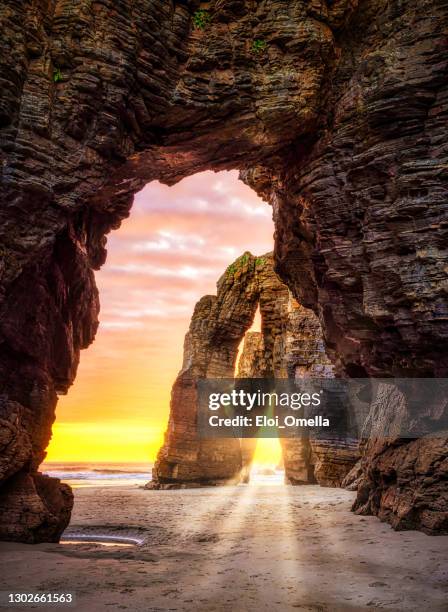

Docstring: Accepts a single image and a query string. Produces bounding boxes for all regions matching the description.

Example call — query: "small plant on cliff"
[53,67,63,83]
[193,9,211,30]
[226,253,251,276]
[255,256,266,267]
[226,263,236,276]
[252,39,267,54]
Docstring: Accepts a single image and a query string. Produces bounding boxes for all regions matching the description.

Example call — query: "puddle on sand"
[60,534,141,547]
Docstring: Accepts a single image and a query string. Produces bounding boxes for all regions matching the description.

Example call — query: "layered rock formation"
[0,396,72,541]
[0,0,447,536]
[353,437,448,535]
[279,298,359,486]
[0,471,72,543]
[237,332,266,379]
[152,252,358,488]
[150,252,259,487]
[349,381,448,534]
[150,252,281,487]
[243,0,448,529]
[239,292,359,487]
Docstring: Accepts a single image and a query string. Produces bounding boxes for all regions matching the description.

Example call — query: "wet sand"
[0,483,447,611]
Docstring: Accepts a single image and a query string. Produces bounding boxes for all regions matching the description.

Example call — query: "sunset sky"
[45,170,282,465]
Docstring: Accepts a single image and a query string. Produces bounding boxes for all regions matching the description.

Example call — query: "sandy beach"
[1,482,447,612]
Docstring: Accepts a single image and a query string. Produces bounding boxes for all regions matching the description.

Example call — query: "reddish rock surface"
[151,252,281,487]
[353,437,448,535]
[0,471,72,543]
[150,253,259,488]
[0,0,446,537]
[237,332,267,379]
[152,252,357,488]
[349,382,448,533]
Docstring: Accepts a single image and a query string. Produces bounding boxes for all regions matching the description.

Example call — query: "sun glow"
[44,171,274,464]
[45,422,164,463]
[252,436,283,466]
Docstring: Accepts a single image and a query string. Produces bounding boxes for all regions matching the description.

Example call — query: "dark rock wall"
[0,0,446,537]
[280,299,359,487]
[0,226,92,540]
[242,0,448,529]
[349,381,448,534]
[272,294,359,487]
[353,436,448,535]
[256,0,448,379]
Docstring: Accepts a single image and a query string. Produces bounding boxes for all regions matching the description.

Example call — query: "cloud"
[95,170,274,332]
[100,321,145,330]
[54,170,274,439]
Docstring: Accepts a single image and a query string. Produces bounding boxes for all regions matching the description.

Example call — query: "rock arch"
[150,252,358,488]
[0,0,447,540]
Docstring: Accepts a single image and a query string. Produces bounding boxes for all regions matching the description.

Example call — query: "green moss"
[255,256,266,267]
[226,253,251,276]
[193,9,211,30]
[53,68,63,83]
[252,39,267,54]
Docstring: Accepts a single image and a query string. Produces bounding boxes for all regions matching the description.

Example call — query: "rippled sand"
[1,483,447,611]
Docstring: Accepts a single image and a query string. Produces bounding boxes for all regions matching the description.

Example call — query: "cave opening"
[149,233,339,489]
[246,438,284,485]
[41,170,276,486]
[0,0,446,554]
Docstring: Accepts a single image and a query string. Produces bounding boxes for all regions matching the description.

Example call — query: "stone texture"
[0,471,73,543]
[353,437,448,535]
[152,252,357,487]
[349,381,448,533]
[151,251,321,486]
[242,0,448,527]
[245,0,448,380]
[283,297,335,380]
[237,332,266,379]
[150,252,260,487]
[0,225,98,541]
[268,293,359,487]
[342,460,364,492]
[311,439,361,488]
[0,398,33,484]
[0,0,446,535]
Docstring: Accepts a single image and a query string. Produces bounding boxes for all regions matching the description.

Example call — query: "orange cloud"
[46,171,274,463]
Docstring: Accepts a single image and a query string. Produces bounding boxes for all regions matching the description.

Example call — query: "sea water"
[41,462,153,488]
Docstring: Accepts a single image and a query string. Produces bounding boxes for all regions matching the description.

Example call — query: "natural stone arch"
[0,0,447,540]
[1,0,356,541]
[150,252,358,489]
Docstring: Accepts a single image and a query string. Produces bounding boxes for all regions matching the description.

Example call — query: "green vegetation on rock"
[252,39,267,54]
[193,9,211,30]
[53,68,63,83]
[226,253,251,276]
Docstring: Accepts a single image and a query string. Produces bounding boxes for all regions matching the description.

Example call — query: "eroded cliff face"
[243,0,448,530]
[151,252,291,486]
[152,252,357,488]
[150,252,260,487]
[0,0,447,538]
[237,291,359,487]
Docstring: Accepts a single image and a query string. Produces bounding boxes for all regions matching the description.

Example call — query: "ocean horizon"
[41,462,154,487]
[40,461,285,487]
